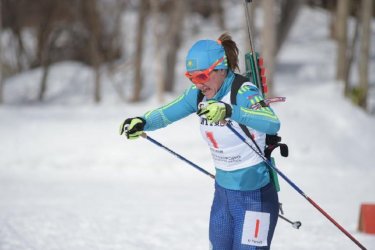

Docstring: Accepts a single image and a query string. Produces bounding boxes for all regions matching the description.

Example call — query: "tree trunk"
[357,0,372,110]
[38,27,64,102]
[104,0,128,102]
[261,0,276,96]
[344,14,360,97]
[37,29,51,101]
[212,0,225,30]
[163,0,186,93]
[335,0,350,82]
[0,0,3,104]
[150,0,164,102]
[36,3,56,102]
[82,0,102,103]
[38,47,50,101]
[328,0,338,39]
[36,1,66,102]
[275,0,303,56]
[14,28,26,72]
[132,0,147,102]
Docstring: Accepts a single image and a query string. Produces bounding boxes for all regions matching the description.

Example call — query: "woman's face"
[195,70,227,99]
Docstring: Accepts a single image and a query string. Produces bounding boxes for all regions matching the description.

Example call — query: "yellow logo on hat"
[186,59,197,70]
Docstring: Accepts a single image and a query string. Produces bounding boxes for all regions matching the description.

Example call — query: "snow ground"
[1,3,375,250]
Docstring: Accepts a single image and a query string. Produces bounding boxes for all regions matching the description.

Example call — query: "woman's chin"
[203,90,215,99]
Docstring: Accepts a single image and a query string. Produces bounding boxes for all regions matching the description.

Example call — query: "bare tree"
[105,0,128,102]
[328,0,338,39]
[38,28,64,101]
[357,0,372,110]
[344,11,360,96]
[188,0,226,36]
[275,0,304,55]
[3,0,29,72]
[0,0,3,104]
[150,0,186,102]
[132,0,148,102]
[150,0,164,102]
[212,0,225,30]
[2,0,124,104]
[82,0,103,103]
[335,0,350,83]
[163,0,186,93]
[37,1,62,101]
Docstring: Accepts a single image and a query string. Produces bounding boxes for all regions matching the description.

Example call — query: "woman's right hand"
[119,117,146,139]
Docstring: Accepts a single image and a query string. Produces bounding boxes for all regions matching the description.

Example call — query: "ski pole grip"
[140,132,147,138]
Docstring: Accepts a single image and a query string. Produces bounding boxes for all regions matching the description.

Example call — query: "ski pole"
[141,132,300,228]
[226,124,367,250]
[141,133,215,179]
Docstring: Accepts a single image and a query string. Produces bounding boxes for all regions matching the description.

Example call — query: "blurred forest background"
[0,0,374,111]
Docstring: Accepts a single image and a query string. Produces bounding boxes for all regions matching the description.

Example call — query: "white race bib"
[241,211,270,247]
[199,93,265,171]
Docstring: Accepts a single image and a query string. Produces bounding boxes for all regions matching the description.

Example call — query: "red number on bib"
[205,131,218,149]
[254,219,260,238]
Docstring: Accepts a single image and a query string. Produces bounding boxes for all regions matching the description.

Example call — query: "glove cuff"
[224,103,232,118]
[135,117,146,129]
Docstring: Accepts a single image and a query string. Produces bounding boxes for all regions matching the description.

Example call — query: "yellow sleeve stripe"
[240,106,278,120]
[238,85,250,94]
[144,94,184,119]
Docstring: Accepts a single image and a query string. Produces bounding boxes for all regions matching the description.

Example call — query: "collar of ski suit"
[209,70,235,101]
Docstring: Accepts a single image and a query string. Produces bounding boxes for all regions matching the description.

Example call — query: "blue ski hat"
[185,39,227,72]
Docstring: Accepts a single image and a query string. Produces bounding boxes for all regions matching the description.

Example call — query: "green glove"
[197,100,232,123]
[119,117,146,140]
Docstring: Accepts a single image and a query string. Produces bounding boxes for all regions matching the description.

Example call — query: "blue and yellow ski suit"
[142,70,280,249]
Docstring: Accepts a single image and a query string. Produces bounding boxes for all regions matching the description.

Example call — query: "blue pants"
[209,182,279,250]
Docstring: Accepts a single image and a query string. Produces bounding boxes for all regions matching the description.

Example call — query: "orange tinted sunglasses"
[185,57,225,84]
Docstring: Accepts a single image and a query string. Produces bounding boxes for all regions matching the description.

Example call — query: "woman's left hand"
[197,100,232,123]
